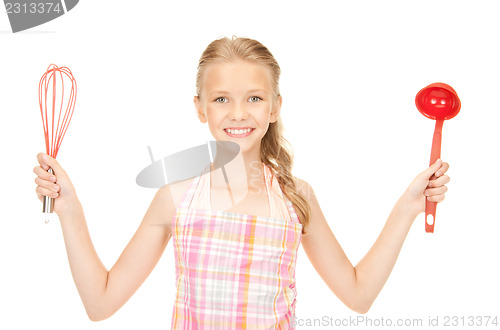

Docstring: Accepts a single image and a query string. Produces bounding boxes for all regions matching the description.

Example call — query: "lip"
[224,127,255,138]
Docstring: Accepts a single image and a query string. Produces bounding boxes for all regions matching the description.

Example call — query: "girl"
[33,36,450,329]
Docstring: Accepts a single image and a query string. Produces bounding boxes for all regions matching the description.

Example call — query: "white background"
[1,1,499,329]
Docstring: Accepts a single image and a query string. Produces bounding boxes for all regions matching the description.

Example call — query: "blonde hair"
[196,36,311,234]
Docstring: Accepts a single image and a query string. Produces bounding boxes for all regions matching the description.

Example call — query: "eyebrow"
[248,89,267,94]
[210,89,267,95]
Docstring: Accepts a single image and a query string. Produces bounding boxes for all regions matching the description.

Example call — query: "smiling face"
[195,60,281,158]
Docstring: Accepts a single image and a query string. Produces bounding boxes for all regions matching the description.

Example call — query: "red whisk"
[39,64,77,223]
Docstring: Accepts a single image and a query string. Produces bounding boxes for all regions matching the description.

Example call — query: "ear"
[270,95,282,123]
[194,95,207,123]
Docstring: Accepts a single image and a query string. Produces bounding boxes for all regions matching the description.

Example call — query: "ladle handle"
[426,119,444,233]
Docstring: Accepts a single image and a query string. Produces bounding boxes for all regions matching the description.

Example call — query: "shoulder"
[292,176,316,203]
[158,176,197,208]
[148,177,197,229]
[292,176,314,194]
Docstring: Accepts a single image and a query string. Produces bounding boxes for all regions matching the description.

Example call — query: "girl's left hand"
[402,159,450,216]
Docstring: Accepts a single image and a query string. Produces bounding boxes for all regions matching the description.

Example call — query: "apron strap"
[285,199,301,224]
[178,166,207,209]
[264,163,302,225]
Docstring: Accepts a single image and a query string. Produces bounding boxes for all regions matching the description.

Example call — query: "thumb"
[38,153,65,175]
[405,158,443,201]
[420,158,442,180]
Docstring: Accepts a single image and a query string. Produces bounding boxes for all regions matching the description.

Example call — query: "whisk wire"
[39,64,77,158]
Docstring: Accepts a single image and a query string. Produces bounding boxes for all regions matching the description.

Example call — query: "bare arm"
[297,159,450,313]
[35,154,177,321]
[61,187,174,321]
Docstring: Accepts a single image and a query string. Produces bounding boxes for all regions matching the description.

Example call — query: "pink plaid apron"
[171,162,303,329]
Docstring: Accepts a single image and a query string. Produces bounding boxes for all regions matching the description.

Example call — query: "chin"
[222,138,259,155]
[212,129,263,155]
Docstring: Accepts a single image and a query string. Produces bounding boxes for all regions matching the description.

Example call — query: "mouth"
[223,127,255,138]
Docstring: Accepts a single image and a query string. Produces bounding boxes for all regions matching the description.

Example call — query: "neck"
[211,145,264,191]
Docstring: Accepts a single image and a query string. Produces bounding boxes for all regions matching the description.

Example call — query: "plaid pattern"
[171,163,303,329]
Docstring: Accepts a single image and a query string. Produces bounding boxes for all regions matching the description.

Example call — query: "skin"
[33,60,450,320]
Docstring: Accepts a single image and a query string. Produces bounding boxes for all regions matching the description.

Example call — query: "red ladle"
[415,83,461,233]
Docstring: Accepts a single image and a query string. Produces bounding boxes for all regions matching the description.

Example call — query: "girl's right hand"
[34,153,79,216]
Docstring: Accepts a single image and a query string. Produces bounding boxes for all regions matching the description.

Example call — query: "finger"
[36,191,47,202]
[435,162,450,177]
[427,194,445,203]
[33,166,57,182]
[36,185,59,198]
[428,174,450,188]
[35,177,60,193]
[37,153,50,170]
[425,185,448,197]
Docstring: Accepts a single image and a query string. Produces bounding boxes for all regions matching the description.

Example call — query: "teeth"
[226,128,252,134]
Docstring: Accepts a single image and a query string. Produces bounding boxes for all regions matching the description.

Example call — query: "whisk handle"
[42,168,54,223]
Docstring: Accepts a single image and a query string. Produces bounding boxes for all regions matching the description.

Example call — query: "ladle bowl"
[415,83,461,233]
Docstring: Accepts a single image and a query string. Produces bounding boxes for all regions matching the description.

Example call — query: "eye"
[249,96,262,102]
[215,97,228,103]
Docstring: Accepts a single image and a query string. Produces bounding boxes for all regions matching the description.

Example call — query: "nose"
[228,101,249,121]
